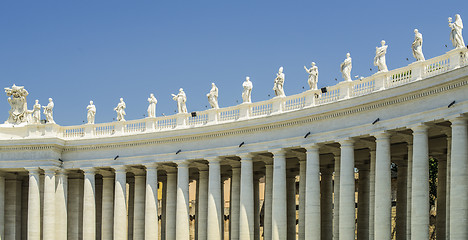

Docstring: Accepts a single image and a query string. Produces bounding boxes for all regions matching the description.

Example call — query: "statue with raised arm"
[304,62,319,90]
[242,76,253,103]
[87,100,96,124]
[412,29,425,61]
[114,98,126,121]
[31,99,41,124]
[4,84,29,124]
[374,40,388,72]
[147,93,158,117]
[273,66,286,97]
[172,88,187,113]
[341,53,352,81]
[207,83,219,109]
[42,98,55,124]
[449,14,465,49]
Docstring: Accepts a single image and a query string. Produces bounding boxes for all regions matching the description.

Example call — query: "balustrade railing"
[52,48,467,139]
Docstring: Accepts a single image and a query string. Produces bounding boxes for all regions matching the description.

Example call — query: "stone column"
[305,144,320,240]
[437,155,447,240]
[264,162,273,240]
[55,170,68,240]
[145,164,159,240]
[133,170,146,240]
[83,168,96,240]
[333,154,340,240]
[176,162,190,240]
[43,168,56,240]
[254,174,260,240]
[374,132,391,240]
[0,172,4,240]
[449,117,468,239]
[339,139,355,240]
[101,173,114,240]
[396,160,408,240]
[114,166,128,240]
[207,158,222,240]
[5,177,21,240]
[369,148,376,240]
[286,173,296,240]
[357,165,369,240]
[445,133,451,240]
[230,167,240,240]
[68,176,83,240]
[197,170,208,240]
[298,159,306,240]
[239,153,254,240]
[272,149,287,240]
[321,166,333,240]
[165,170,177,240]
[411,124,429,240]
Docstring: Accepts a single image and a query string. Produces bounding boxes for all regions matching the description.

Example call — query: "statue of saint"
[449,14,465,49]
[304,62,319,90]
[273,67,286,97]
[31,100,41,124]
[114,98,126,121]
[374,40,388,72]
[172,88,187,113]
[340,53,352,81]
[242,76,253,103]
[207,83,219,109]
[87,100,96,124]
[147,93,158,118]
[412,29,425,61]
[4,84,29,124]
[42,98,55,124]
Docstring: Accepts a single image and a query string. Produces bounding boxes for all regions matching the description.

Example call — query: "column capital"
[339,138,355,146]
[144,163,159,171]
[238,152,254,160]
[175,161,190,168]
[303,143,321,151]
[113,165,128,173]
[206,156,222,163]
[411,123,430,133]
[270,148,287,157]
[449,115,467,126]
[374,131,391,140]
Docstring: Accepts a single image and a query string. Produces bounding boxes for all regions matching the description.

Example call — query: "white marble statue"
[304,62,319,90]
[412,29,425,61]
[374,40,388,72]
[4,84,29,124]
[114,98,126,121]
[147,93,158,118]
[87,101,96,124]
[449,14,465,49]
[31,100,41,124]
[42,98,55,124]
[172,88,187,113]
[242,76,253,103]
[207,83,219,109]
[273,67,286,97]
[341,53,352,81]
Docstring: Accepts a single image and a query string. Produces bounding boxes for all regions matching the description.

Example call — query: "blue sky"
[0,1,466,125]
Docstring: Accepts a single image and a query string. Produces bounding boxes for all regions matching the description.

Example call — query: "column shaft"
[254,175,260,240]
[264,163,273,240]
[357,167,369,240]
[197,170,208,240]
[207,159,222,239]
[396,163,408,240]
[145,166,159,240]
[175,163,190,240]
[405,144,412,240]
[102,176,114,240]
[445,135,451,240]
[333,155,340,240]
[339,140,355,240]
[230,167,240,240]
[83,168,96,240]
[286,175,296,240]
[436,157,447,240]
[114,167,128,240]
[298,159,306,240]
[165,172,177,240]
[272,150,287,240]
[449,117,468,239]
[239,155,254,240]
[411,125,429,240]
[305,145,320,240]
[369,150,376,240]
[43,169,56,240]
[55,171,68,240]
[134,174,146,239]
[321,167,333,240]
[374,133,391,240]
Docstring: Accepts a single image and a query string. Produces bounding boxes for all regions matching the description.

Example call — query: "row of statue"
[3,14,465,125]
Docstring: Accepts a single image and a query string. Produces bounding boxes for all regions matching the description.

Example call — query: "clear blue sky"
[0,1,466,126]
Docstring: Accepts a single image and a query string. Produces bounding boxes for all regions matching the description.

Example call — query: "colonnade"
[0,117,467,240]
